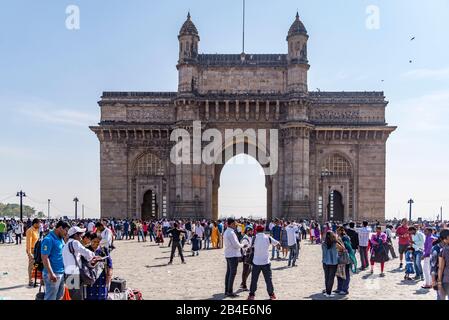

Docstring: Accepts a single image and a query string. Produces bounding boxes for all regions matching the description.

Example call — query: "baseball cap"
[68,226,86,237]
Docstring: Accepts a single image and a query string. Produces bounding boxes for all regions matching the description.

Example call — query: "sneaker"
[269,293,277,300]
[182,261,186,264]
[240,284,248,291]
[167,261,173,265]
[399,263,403,269]
[247,295,255,300]
[413,275,421,281]
[338,291,349,295]
[226,293,239,298]
[379,273,385,277]
[324,293,335,298]
[28,281,34,287]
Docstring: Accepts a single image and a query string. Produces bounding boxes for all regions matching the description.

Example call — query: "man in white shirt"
[357,221,372,270]
[87,220,95,233]
[63,226,101,300]
[195,222,204,250]
[95,222,113,250]
[223,218,246,297]
[247,225,280,300]
[285,222,298,267]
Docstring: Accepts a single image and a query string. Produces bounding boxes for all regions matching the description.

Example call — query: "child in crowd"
[404,246,415,280]
[191,233,200,256]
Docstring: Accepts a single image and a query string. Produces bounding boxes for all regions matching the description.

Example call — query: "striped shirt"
[357,226,372,247]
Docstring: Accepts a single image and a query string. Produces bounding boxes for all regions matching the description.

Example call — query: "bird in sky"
[409,60,413,63]
[410,36,415,41]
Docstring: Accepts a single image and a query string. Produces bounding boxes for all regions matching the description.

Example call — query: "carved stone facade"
[91,13,396,222]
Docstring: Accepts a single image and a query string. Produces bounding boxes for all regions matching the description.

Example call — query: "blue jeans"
[205,236,210,249]
[288,244,297,266]
[43,273,65,300]
[0,232,4,243]
[149,231,155,242]
[414,250,423,277]
[337,264,351,293]
[138,231,145,242]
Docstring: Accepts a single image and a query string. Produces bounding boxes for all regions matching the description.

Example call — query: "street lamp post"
[16,190,26,222]
[48,199,51,219]
[408,199,414,222]
[73,197,79,220]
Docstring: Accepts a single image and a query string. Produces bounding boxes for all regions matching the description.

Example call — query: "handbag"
[338,250,350,265]
[68,241,104,286]
[35,281,45,300]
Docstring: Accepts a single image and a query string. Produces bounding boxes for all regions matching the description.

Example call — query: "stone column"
[99,140,128,219]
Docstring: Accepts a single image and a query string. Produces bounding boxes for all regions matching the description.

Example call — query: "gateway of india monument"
[90,12,396,223]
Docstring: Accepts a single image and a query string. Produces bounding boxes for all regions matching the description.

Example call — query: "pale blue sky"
[1,0,449,219]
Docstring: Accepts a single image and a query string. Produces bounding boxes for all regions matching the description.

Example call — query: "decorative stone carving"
[127,108,174,122]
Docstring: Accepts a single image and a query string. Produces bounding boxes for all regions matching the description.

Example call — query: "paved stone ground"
[0,237,435,300]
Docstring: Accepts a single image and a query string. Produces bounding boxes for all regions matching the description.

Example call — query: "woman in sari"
[155,224,164,245]
[310,222,315,244]
[211,221,219,249]
[314,223,321,244]
[85,233,113,300]
[369,226,389,276]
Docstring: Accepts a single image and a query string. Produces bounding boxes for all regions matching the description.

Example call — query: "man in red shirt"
[396,218,410,269]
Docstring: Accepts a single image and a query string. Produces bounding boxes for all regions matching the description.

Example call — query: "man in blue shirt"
[41,220,70,300]
[271,219,282,260]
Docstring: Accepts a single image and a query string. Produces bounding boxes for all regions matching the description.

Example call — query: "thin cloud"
[19,107,97,127]
[402,67,449,80]
[392,90,449,132]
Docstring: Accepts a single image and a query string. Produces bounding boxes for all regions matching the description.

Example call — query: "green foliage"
[0,203,36,218]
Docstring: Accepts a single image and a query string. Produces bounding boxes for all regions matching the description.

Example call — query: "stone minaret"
[286,12,310,93]
[177,12,200,94]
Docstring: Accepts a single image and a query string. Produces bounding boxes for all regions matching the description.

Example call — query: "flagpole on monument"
[242,0,246,54]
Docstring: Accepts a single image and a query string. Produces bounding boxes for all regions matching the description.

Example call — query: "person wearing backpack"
[41,220,70,300]
[26,218,41,287]
[247,225,280,300]
[62,226,101,300]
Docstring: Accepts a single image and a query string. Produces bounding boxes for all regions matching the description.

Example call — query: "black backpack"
[33,239,44,271]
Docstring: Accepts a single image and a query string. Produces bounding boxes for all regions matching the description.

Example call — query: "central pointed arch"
[211,139,273,221]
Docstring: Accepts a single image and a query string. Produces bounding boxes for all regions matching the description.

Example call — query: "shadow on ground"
[0,285,27,291]
[305,292,347,300]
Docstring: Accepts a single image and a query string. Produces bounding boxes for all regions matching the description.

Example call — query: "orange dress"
[211,226,219,248]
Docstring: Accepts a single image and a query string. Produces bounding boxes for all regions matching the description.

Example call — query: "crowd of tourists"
[218,217,449,300]
[20,218,114,300]
[3,214,449,300]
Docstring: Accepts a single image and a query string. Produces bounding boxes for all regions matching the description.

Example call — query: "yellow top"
[26,226,39,255]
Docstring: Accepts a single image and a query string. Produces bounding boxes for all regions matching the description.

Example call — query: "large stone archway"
[91,12,396,222]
